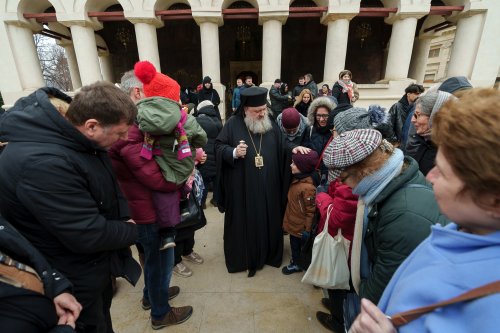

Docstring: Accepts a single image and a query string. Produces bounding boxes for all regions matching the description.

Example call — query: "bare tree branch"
[34,34,73,91]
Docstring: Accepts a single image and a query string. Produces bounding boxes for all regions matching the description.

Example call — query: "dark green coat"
[359,157,448,303]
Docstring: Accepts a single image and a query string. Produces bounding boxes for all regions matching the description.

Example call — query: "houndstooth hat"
[323,129,382,182]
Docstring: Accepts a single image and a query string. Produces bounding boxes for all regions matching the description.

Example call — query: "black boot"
[316,311,344,332]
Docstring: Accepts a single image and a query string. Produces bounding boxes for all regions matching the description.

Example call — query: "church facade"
[1,0,499,116]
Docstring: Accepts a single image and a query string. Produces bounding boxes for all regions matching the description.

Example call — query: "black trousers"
[73,274,114,333]
[174,230,195,265]
[0,282,60,333]
[327,288,347,324]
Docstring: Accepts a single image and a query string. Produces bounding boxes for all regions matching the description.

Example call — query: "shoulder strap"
[315,136,334,171]
[391,280,500,328]
[322,204,334,232]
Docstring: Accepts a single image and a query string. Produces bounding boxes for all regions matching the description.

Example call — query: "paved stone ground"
[111,193,330,333]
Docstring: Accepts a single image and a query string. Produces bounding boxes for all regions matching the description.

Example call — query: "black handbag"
[177,188,204,230]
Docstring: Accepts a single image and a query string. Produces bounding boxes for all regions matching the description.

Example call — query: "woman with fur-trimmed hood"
[305,96,337,179]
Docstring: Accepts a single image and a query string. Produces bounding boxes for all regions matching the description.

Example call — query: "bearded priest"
[215,87,309,277]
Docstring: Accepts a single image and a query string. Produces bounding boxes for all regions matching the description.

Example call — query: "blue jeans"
[137,223,174,320]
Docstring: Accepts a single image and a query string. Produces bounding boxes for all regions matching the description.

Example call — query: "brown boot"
[151,306,193,330]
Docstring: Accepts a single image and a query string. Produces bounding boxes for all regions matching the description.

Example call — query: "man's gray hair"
[120,70,143,94]
[416,91,438,116]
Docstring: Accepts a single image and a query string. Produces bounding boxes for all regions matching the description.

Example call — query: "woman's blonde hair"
[49,96,70,117]
[432,88,500,200]
[294,88,313,107]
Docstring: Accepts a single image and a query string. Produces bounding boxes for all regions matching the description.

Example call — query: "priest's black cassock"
[215,89,289,274]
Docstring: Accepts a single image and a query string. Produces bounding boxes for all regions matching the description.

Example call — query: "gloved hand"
[301,230,310,242]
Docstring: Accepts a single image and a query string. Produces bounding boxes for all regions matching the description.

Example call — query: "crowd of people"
[0,67,499,333]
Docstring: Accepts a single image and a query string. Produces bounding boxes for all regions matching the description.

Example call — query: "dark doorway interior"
[220,19,262,87]
[157,20,202,88]
[99,21,138,81]
[282,17,327,87]
[346,17,391,83]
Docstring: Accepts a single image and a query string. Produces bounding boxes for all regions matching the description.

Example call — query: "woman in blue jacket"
[349,88,500,333]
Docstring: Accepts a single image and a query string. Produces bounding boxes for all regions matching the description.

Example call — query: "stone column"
[408,36,432,83]
[322,14,354,84]
[261,18,285,85]
[99,54,114,83]
[6,23,44,89]
[133,21,162,71]
[383,16,419,80]
[194,16,225,119]
[196,19,221,82]
[70,24,102,84]
[62,44,82,89]
[447,12,485,78]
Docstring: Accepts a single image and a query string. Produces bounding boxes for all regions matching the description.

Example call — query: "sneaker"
[159,236,176,251]
[173,262,193,277]
[182,251,204,265]
[281,263,303,275]
[141,286,180,310]
[316,311,344,333]
[151,306,193,330]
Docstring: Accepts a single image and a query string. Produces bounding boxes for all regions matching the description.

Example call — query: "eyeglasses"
[413,112,429,120]
[316,114,329,119]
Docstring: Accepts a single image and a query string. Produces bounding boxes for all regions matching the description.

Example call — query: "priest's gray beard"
[244,114,273,134]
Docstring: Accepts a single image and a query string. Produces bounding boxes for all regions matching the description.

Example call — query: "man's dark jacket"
[198,86,221,120]
[269,85,290,117]
[195,104,223,181]
[0,88,138,315]
[387,95,412,143]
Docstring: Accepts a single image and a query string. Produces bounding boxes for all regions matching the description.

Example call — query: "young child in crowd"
[282,150,320,274]
[134,61,208,250]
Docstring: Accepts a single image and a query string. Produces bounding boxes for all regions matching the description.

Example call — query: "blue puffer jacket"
[379,223,500,333]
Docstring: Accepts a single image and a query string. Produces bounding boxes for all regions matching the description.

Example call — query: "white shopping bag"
[301,204,350,289]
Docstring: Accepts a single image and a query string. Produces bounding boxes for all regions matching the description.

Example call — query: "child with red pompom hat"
[134,61,208,250]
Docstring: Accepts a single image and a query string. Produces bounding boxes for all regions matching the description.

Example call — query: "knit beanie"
[134,61,180,102]
[328,103,353,129]
[292,150,319,174]
[334,106,386,134]
[203,76,212,84]
[281,108,301,129]
[438,76,472,94]
[196,100,214,112]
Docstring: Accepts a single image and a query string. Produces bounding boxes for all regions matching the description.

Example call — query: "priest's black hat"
[240,86,268,107]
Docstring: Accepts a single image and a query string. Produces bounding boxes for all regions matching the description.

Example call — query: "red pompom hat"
[134,61,180,101]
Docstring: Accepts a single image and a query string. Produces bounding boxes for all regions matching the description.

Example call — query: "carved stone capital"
[192,12,224,26]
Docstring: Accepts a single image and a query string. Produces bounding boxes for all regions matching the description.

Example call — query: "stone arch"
[74,0,134,13]
[221,0,259,10]
[7,0,53,23]
[289,0,326,8]
[144,0,196,10]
